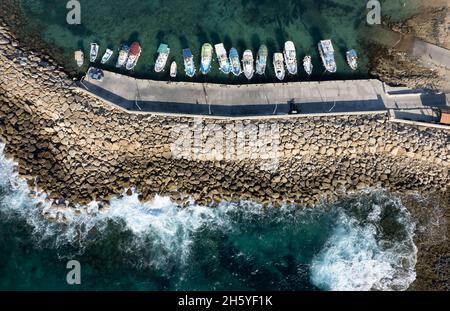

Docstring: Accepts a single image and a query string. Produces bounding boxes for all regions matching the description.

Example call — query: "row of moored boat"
[75,39,358,81]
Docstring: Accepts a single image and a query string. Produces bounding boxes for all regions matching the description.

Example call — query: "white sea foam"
[0,144,229,268]
[0,143,419,290]
[310,192,417,291]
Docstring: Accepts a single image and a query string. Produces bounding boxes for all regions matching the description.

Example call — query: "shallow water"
[0,143,418,290]
[15,0,421,83]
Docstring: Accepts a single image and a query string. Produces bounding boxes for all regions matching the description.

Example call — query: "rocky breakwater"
[0,22,449,208]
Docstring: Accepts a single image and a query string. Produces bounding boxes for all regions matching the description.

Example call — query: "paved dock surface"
[80,68,448,118]
[412,39,450,70]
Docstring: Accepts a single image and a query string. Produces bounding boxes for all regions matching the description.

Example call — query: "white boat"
[125,42,141,71]
[256,45,268,75]
[346,49,358,70]
[303,55,313,76]
[116,44,129,68]
[155,43,170,73]
[273,53,285,81]
[74,50,84,67]
[90,43,99,63]
[100,49,113,64]
[283,41,297,75]
[318,39,337,73]
[214,43,231,74]
[170,61,177,78]
[242,50,254,80]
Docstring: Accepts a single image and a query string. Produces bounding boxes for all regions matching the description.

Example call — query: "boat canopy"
[75,51,83,60]
[320,40,334,53]
[157,44,169,54]
[230,48,238,58]
[215,43,226,54]
[285,41,295,51]
[129,42,141,54]
[347,49,357,58]
[202,44,212,57]
[259,45,268,57]
[183,48,193,58]
[274,53,284,61]
[243,50,253,58]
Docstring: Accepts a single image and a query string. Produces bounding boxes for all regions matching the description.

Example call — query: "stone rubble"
[0,22,448,208]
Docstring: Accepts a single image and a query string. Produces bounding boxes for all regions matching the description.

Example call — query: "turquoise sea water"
[15,0,421,83]
[0,144,418,291]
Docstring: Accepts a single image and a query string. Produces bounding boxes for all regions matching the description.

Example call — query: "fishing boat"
[346,49,358,70]
[74,50,84,67]
[303,55,313,76]
[170,61,177,78]
[90,43,99,62]
[242,50,254,80]
[273,53,285,81]
[155,43,170,73]
[125,42,141,70]
[284,41,297,75]
[101,49,113,64]
[200,43,213,75]
[116,44,129,68]
[183,48,196,77]
[229,48,242,76]
[318,40,337,73]
[256,45,268,75]
[214,43,231,74]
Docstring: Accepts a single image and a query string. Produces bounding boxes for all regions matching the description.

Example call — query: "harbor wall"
[0,23,449,207]
[80,68,447,118]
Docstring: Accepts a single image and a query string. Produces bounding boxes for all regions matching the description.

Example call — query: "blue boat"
[183,48,196,78]
[229,48,242,76]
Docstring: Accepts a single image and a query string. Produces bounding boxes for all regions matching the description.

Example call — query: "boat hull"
[101,49,113,64]
[256,61,266,75]
[284,41,297,75]
[200,43,213,75]
[256,45,268,75]
[243,50,254,80]
[346,50,358,71]
[155,44,170,73]
[170,61,177,78]
[116,45,129,68]
[90,43,99,63]
[303,56,313,76]
[273,53,285,81]
[318,40,337,73]
[183,49,196,78]
[155,55,169,72]
[74,51,84,67]
[214,44,231,75]
[200,62,211,75]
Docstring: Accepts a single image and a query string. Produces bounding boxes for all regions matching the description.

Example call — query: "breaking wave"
[0,143,418,290]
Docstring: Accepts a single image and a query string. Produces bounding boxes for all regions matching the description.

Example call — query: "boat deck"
[79,68,448,118]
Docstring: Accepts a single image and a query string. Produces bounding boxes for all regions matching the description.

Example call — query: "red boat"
[125,42,141,70]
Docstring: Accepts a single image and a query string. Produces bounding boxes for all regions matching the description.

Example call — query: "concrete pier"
[79,68,448,118]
